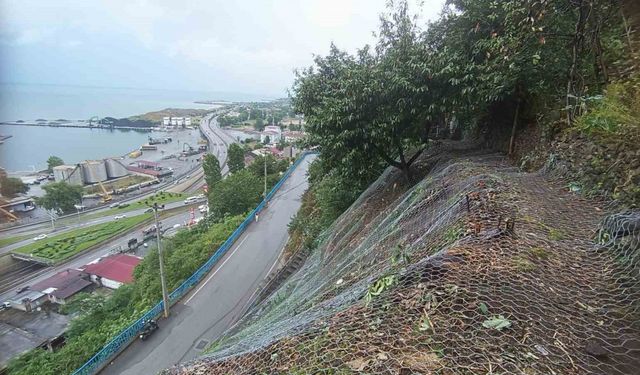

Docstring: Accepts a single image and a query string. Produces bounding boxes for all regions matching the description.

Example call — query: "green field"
[14,214,152,262]
[82,192,185,221]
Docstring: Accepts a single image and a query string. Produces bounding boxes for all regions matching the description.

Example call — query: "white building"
[185,117,192,126]
[162,117,170,126]
[260,125,282,144]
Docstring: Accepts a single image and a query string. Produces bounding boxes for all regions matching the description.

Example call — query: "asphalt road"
[100,154,315,375]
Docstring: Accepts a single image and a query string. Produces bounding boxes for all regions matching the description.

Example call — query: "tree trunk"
[566,1,591,125]
[508,98,521,156]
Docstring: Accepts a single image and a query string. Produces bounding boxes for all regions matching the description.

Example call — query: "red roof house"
[31,269,93,304]
[82,254,142,289]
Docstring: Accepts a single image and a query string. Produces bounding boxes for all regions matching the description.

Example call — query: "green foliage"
[364,275,396,305]
[208,169,262,220]
[227,143,245,173]
[59,292,105,315]
[247,154,289,178]
[202,154,222,188]
[577,77,640,133]
[0,176,29,197]
[35,182,84,213]
[254,118,265,131]
[46,155,64,171]
[482,315,512,330]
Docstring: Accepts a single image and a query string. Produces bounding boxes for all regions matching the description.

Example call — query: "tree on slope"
[227,143,245,173]
[202,154,222,189]
[292,3,436,183]
[208,170,262,219]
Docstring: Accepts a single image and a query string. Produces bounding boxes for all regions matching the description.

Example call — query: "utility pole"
[152,203,170,318]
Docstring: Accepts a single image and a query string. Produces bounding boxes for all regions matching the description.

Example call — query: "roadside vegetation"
[6,214,245,375]
[13,214,152,263]
[291,0,638,206]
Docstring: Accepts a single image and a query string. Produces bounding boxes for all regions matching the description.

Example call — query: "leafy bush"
[577,77,640,134]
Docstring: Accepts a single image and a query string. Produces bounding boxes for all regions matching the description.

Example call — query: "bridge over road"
[100,154,316,375]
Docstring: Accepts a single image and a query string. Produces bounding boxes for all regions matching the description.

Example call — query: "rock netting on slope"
[165,144,640,375]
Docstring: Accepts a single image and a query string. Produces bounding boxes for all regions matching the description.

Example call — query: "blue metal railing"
[72,151,314,375]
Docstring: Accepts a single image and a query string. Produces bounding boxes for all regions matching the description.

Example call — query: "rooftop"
[31,269,93,299]
[82,254,142,284]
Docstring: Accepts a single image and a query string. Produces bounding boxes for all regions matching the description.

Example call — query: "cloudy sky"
[0,0,444,97]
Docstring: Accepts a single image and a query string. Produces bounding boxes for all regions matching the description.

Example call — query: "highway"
[100,154,315,375]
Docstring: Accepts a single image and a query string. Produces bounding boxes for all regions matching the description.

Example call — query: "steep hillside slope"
[166,143,639,374]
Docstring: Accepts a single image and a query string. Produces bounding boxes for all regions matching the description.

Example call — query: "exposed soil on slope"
[167,147,639,375]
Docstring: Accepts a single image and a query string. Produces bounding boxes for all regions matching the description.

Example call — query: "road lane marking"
[185,235,249,305]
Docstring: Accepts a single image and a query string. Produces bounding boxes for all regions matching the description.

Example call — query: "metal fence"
[72,151,314,375]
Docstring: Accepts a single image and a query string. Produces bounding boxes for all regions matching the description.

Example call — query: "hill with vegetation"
[166,0,639,374]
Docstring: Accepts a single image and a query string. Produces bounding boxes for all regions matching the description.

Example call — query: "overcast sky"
[0,0,445,97]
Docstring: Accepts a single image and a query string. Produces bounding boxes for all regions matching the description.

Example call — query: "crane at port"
[98,181,112,203]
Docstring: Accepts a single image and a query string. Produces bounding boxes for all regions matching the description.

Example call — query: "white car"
[172,223,181,229]
[114,214,127,220]
[33,234,48,241]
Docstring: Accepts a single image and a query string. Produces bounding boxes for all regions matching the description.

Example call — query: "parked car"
[33,234,48,241]
[110,202,120,208]
[172,223,181,229]
[114,214,127,220]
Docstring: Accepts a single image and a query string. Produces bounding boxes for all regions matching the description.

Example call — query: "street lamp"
[151,202,170,318]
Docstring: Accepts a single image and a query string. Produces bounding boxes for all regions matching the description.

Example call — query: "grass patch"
[512,255,536,272]
[529,246,551,259]
[0,234,32,248]
[13,214,152,262]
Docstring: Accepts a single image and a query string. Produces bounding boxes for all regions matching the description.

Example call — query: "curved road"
[100,154,315,375]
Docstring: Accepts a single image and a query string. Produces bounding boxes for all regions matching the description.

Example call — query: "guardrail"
[72,151,314,375]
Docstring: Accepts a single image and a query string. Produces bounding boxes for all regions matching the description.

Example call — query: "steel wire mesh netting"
[167,145,640,375]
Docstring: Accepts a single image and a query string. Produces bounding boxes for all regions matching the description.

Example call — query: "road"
[0,207,204,303]
[170,115,235,193]
[100,154,315,375]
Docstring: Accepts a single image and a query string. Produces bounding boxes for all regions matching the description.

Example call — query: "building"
[185,117,192,126]
[31,269,93,305]
[162,117,170,126]
[260,125,282,144]
[5,289,46,312]
[52,165,84,185]
[82,254,142,289]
